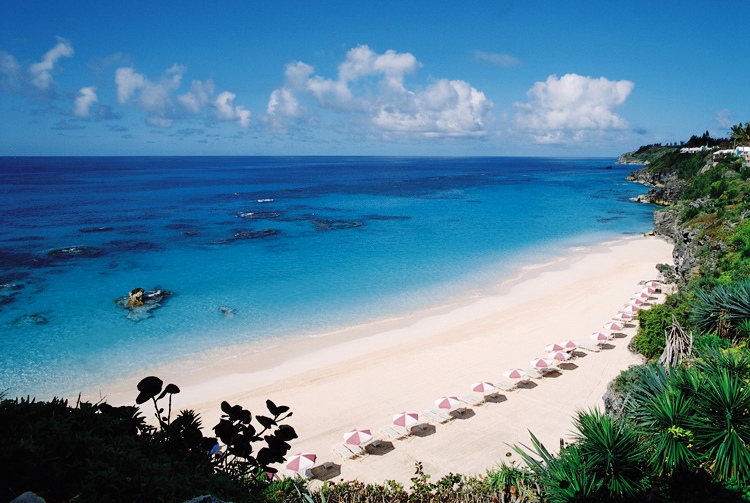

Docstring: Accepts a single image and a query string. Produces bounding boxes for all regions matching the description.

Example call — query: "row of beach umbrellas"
[284,281,661,475]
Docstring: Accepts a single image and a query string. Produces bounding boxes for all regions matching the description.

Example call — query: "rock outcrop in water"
[115,287,172,321]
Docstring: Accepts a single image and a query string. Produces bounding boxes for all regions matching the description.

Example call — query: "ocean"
[0,156,653,400]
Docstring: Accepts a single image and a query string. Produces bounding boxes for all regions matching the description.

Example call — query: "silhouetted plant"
[213,398,297,481]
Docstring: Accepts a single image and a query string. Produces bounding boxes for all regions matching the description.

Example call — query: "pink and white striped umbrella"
[503,368,528,380]
[558,340,578,350]
[619,305,641,314]
[344,428,373,445]
[590,331,609,343]
[603,322,624,331]
[545,342,566,352]
[435,396,461,410]
[633,292,651,300]
[628,297,645,306]
[530,357,555,369]
[644,280,660,287]
[612,312,633,322]
[393,412,419,428]
[286,453,317,473]
[549,351,571,361]
[641,286,656,295]
[472,382,496,394]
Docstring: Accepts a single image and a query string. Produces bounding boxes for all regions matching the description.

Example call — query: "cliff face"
[626,166,687,206]
[628,169,716,286]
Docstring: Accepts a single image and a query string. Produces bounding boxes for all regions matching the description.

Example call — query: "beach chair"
[526,368,550,379]
[459,393,485,406]
[577,342,602,352]
[420,408,453,424]
[493,378,519,391]
[380,424,409,440]
[331,442,364,460]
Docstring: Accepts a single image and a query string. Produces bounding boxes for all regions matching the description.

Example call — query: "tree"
[731,122,750,147]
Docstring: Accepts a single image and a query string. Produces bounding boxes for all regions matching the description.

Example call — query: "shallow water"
[0,156,652,398]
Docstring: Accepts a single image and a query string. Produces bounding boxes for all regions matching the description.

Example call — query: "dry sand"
[100,235,674,486]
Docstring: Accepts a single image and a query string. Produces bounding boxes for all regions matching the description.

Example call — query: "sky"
[1,0,749,157]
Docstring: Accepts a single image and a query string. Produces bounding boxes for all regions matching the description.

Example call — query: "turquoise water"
[0,157,652,399]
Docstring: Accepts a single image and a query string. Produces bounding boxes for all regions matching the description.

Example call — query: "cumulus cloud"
[214,91,251,128]
[73,86,98,117]
[266,45,493,138]
[29,37,74,90]
[0,51,22,92]
[514,73,634,143]
[114,65,249,128]
[474,50,520,68]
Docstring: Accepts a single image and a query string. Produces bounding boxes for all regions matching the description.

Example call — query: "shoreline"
[95,233,674,485]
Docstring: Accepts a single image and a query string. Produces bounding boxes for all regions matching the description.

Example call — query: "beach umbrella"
[530,357,555,369]
[628,297,645,306]
[641,286,656,295]
[644,281,660,288]
[286,453,317,474]
[549,351,571,361]
[472,382,496,394]
[435,396,461,410]
[558,340,578,350]
[590,331,609,343]
[634,292,650,300]
[503,368,528,380]
[603,322,624,331]
[393,412,419,428]
[545,342,566,352]
[344,428,373,445]
[620,304,641,314]
[612,312,633,322]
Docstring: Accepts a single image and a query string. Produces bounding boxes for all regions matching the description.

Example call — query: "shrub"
[633,303,673,359]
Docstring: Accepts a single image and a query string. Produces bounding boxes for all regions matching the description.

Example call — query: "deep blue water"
[0,156,652,399]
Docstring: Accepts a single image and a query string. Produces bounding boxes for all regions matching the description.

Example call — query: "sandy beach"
[100,234,674,485]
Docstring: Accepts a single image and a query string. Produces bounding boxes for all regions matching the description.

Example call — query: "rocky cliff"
[627,166,718,286]
[626,165,687,206]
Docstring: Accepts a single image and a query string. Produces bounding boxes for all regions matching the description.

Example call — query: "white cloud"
[474,50,520,68]
[266,45,492,138]
[28,37,74,90]
[0,51,21,92]
[178,79,215,114]
[514,73,634,143]
[715,108,733,129]
[115,65,249,128]
[73,86,98,117]
[373,79,492,137]
[214,91,250,128]
[115,67,146,104]
[147,116,173,128]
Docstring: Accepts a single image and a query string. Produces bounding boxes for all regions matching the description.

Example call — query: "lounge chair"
[380,424,409,440]
[527,367,555,379]
[420,408,453,424]
[493,378,519,391]
[331,442,364,459]
[577,342,602,352]
[459,393,485,406]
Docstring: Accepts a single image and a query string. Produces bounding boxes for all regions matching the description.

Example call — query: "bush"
[633,303,673,359]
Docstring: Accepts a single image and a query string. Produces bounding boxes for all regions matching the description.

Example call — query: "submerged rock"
[210,228,280,244]
[312,219,363,231]
[79,226,114,233]
[115,287,172,321]
[9,313,49,327]
[236,210,281,220]
[219,306,235,318]
[47,246,103,260]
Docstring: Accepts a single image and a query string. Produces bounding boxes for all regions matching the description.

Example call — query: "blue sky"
[1,0,748,156]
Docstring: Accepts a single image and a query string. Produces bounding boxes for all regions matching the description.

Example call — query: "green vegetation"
[1,376,296,502]
[4,127,750,501]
